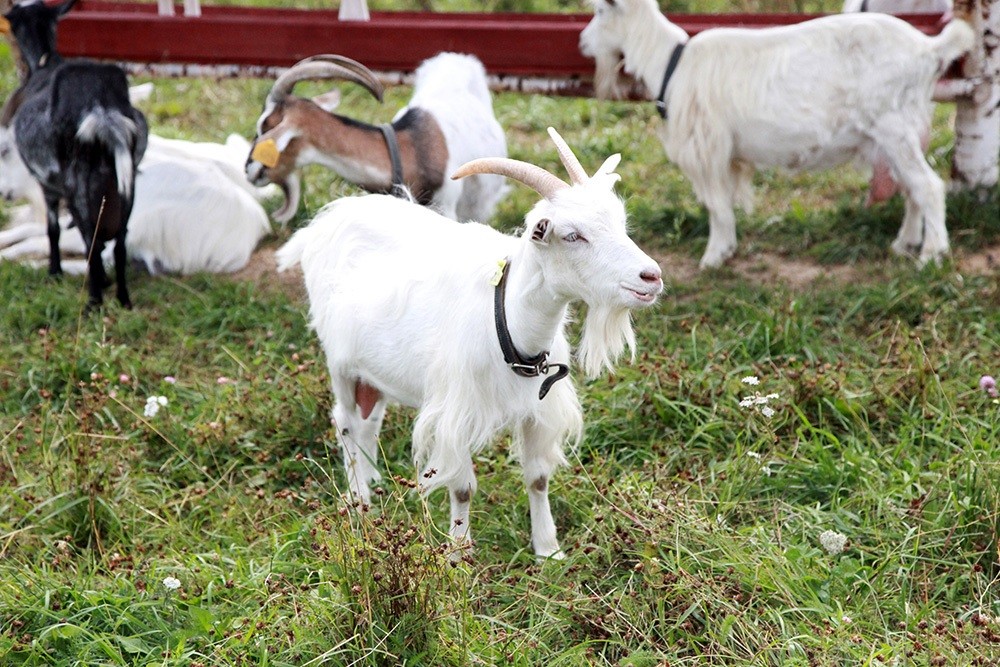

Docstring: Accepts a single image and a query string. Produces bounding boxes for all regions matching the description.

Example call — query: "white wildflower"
[162,576,181,591]
[747,451,761,460]
[144,395,168,418]
[737,376,781,418]
[819,529,848,555]
[841,615,852,624]
[761,465,773,476]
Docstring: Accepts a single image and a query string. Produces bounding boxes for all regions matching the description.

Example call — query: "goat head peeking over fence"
[276,127,662,559]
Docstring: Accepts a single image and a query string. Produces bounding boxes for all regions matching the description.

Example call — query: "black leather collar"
[655,42,686,120]
[493,259,569,400]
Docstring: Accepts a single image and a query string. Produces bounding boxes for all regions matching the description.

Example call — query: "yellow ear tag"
[489,259,508,287]
[251,139,280,168]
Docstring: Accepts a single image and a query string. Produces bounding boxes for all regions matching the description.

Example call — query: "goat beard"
[578,303,636,379]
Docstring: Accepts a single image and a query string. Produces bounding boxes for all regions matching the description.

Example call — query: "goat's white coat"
[276,157,662,557]
[0,126,271,274]
[580,0,974,268]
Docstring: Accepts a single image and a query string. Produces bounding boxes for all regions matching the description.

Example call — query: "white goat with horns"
[246,52,507,224]
[580,0,974,269]
[276,127,663,559]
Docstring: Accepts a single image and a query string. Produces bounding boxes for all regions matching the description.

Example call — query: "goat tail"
[930,17,975,74]
[76,109,139,199]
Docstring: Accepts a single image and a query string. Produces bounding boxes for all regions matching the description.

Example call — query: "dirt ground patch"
[650,242,999,291]
[227,245,305,301]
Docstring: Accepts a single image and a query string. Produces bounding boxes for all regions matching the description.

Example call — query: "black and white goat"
[246,52,508,223]
[2,0,148,308]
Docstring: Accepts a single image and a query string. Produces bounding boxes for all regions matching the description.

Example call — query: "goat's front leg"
[699,195,739,270]
[444,459,477,557]
[44,193,62,277]
[519,418,566,560]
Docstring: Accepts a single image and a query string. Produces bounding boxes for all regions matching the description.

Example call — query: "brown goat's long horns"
[270,54,384,103]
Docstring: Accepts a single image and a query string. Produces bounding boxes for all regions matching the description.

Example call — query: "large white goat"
[0,125,271,275]
[246,52,508,224]
[276,128,662,559]
[580,0,974,269]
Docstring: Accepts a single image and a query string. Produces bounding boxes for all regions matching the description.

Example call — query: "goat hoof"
[536,549,566,563]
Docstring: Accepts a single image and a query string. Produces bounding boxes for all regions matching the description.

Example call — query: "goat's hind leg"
[44,192,63,277]
[330,375,386,506]
[112,234,131,309]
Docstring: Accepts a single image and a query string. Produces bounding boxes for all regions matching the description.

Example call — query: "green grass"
[1,5,1000,664]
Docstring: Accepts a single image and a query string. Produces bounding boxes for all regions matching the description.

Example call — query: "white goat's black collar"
[493,258,569,400]
[377,123,404,192]
[655,42,686,120]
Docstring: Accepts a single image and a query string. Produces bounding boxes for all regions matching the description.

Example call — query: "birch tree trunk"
[952,0,1000,192]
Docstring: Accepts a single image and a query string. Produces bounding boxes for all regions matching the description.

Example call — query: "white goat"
[276,128,663,559]
[0,125,271,275]
[246,52,508,224]
[580,0,974,268]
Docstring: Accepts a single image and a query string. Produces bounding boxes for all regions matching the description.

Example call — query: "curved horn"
[452,157,569,201]
[269,56,383,104]
[546,127,587,185]
[272,172,302,226]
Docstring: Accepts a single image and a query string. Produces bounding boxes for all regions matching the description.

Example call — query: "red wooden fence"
[55,2,949,82]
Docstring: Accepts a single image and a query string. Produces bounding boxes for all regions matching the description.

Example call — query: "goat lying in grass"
[246,52,508,223]
[3,0,149,308]
[277,128,662,559]
[0,125,271,275]
[580,0,973,269]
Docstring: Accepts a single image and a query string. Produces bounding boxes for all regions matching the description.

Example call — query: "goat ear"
[531,218,551,244]
[311,89,342,113]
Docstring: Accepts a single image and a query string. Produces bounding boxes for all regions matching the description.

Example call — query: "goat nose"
[640,267,662,284]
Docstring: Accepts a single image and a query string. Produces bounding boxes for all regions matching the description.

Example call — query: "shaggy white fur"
[277,129,662,559]
[580,0,973,268]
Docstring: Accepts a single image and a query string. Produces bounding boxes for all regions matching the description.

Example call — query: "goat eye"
[563,232,586,243]
[0,147,8,159]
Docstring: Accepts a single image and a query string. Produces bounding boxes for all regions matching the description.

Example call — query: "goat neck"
[2,1,66,75]
[499,246,569,361]
[301,107,446,200]
[622,6,688,99]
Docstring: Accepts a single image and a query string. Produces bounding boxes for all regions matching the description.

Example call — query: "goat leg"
[84,236,108,310]
[44,192,62,277]
[113,235,131,309]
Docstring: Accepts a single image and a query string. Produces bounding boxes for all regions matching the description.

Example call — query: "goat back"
[48,62,131,135]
